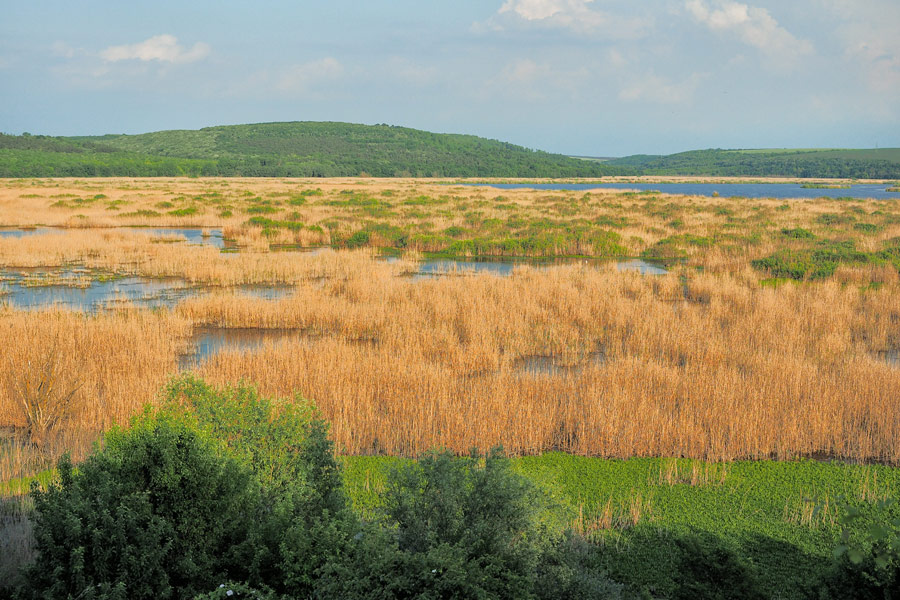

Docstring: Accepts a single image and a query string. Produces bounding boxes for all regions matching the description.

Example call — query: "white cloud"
[619,71,706,104]
[685,0,812,64]
[276,57,344,93]
[100,35,210,64]
[816,0,900,93]
[483,0,649,38]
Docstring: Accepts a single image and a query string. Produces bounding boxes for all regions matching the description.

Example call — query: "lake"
[465,182,900,200]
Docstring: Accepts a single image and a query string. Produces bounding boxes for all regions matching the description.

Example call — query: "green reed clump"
[753,238,900,280]
[642,233,715,259]
[246,216,305,232]
[781,227,816,239]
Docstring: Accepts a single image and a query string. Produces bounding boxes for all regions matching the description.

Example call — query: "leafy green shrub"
[823,498,900,599]
[321,448,547,599]
[20,377,356,600]
[669,534,766,600]
[21,408,256,600]
[164,377,355,598]
[534,533,624,600]
[192,582,278,600]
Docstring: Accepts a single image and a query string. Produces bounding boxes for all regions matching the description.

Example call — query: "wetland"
[2,177,900,600]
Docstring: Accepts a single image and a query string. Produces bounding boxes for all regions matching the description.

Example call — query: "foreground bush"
[320,448,622,599]
[824,498,900,599]
[17,377,625,599]
[21,409,256,600]
[165,377,354,597]
[19,377,352,600]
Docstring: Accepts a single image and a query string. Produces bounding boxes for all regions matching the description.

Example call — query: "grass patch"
[341,453,899,600]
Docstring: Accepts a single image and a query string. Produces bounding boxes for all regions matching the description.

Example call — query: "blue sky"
[1,0,898,155]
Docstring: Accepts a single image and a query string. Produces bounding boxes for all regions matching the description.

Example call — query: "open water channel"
[466,182,900,200]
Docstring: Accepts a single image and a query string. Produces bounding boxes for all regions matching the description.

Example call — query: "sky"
[1,0,898,156]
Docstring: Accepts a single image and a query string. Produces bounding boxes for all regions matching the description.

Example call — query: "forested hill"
[3,124,897,178]
[0,122,622,178]
[605,148,900,179]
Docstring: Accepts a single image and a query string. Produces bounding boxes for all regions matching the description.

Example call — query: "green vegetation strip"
[5,377,899,599]
[7,452,898,599]
[342,454,899,599]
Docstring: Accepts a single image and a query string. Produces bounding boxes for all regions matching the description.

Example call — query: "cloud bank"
[100,35,210,64]
[685,0,812,63]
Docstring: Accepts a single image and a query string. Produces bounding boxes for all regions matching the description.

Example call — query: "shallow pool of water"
[0,270,295,311]
[878,350,900,367]
[0,227,225,248]
[0,228,50,239]
[515,351,605,377]
[0,272,191,311]
[137,228,225,249]
[178,327,306,369]
[405,257,668,278]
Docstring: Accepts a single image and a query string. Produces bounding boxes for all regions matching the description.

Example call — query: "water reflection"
[139,228,225,249]
[178,327,305,369]
[405,257,668,278]
[0,227,225,248]
[0,269,294,312]
[877,350,899,368]
[0,272,191,311]
[514,351,605,377]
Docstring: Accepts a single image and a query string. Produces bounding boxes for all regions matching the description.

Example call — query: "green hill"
[0,122,623,178]
[3,124,897,179]
[605,148,900,179]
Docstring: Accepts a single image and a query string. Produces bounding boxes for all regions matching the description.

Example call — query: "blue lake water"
[0,227,225,248]
[0,270,293,311]
[465,182,900,200]
[0,228,49,238]
[138,228,225,248]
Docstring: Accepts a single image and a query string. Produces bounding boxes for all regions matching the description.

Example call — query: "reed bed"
[1,256,898,470]
[0,230,415,285]
[184,265,900,462]
[0,308,191,479]
[4,178,900,266]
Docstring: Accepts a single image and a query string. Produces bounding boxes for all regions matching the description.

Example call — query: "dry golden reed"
[1,256,899,468]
